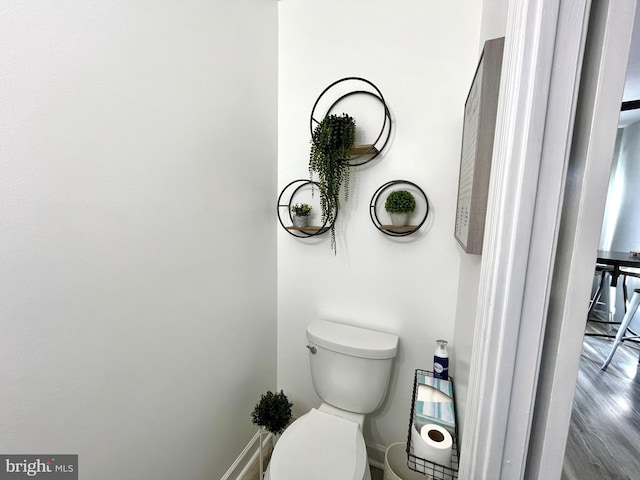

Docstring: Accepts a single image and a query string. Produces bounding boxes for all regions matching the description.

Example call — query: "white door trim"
[459,0,591,478]
[459,0,637,478]
[525,1,637,478]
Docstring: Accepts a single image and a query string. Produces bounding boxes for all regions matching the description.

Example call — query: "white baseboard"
[220,430,273,480]
[367,442,387,470]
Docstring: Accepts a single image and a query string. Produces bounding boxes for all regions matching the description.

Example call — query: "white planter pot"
[389,212,409,227]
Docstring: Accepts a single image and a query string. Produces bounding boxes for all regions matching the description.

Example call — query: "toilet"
[266,319,399,480]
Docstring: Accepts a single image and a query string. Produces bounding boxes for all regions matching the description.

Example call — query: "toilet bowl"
[266,320,398,480]
[265,408,371,480]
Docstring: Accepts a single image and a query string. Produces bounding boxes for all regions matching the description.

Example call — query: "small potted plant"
[251,390,293,478]
[251,390,293,436]
[290,203,312,228]
[384,190,416,227]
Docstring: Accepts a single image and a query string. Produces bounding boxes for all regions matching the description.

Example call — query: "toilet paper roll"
[411,423,452,468]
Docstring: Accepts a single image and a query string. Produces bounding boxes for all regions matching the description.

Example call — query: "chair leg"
[602,290,640,370]
[607,283,618,333]
[589,269,609,319]
[623,275,629,313]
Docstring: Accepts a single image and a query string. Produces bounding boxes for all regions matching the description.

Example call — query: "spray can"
[433,340,449,380]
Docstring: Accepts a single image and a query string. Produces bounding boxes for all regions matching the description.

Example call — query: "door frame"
[459,0,637,479]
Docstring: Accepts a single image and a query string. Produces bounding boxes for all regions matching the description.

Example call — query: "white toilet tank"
[306,320,399,414]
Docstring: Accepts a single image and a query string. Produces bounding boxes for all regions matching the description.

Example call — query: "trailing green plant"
[250,390,293,435]
[384,190,416,213]
[309,113,356,253]
[290,203,312,216]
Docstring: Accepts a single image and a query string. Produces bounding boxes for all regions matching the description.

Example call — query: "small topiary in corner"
[251,390,293,435]
[384,190,416,213]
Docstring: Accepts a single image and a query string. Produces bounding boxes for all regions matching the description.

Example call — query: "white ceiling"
[618,4,640,127]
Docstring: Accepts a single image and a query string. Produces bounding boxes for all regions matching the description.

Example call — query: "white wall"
[600,121,640,252]
[599,121,640,316]
[479,0,509,51]
[452,0,508,432]
[0,2,277,479]
[278,0,481,451]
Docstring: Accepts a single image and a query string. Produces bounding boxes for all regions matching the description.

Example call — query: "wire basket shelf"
[405,369,459,479]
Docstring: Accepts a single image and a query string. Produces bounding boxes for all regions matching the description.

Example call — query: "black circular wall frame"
[310,77,392,166]
[277,179,333,238]
[370,180,429,237]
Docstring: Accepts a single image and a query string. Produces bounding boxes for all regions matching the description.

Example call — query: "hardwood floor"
[562,319,640,480]
[371,466,383,480]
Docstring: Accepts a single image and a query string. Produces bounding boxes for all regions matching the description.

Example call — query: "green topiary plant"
[251,390,293,435]
[384,190,416,213]
[309,113,356,253]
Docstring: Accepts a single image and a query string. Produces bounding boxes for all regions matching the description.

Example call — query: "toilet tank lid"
[306,320,399,359]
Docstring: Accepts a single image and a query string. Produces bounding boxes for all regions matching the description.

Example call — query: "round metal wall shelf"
[370,180,429,237]
[277,179,334,238]
[310,77,392,166]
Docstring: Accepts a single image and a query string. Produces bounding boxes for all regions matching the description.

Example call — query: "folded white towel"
[414,375,455,432]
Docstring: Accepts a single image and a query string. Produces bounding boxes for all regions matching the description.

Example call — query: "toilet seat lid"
[269,408,366,480]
